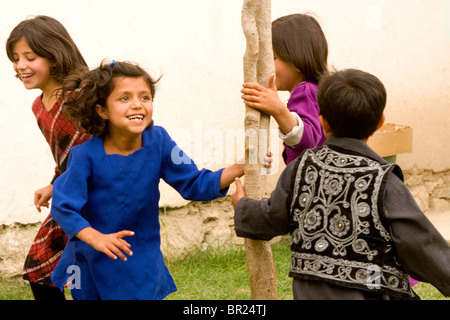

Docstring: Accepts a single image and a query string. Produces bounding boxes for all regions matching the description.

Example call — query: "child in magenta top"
[241,14,328,164]
[233,69,450,300]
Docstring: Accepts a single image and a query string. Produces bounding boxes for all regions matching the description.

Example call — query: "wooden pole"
[241,0,278,300]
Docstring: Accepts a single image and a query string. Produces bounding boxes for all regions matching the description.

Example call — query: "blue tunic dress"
[50,125,227,299]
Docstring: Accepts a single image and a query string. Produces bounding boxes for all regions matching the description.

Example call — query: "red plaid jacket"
[23,96,91,286]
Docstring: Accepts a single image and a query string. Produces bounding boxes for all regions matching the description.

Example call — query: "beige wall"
[1,0,449,225]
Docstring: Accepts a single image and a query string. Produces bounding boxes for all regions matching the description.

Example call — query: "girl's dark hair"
[62,60,159,136]
[6,15,87,83]
[318,69,387,140]
[272,13,328,84]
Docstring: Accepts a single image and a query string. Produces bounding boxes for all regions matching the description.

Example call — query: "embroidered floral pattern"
[290,252,413,297]
[290,146,392,254]
[289,146,416,299]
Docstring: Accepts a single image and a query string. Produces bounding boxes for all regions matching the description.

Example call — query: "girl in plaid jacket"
[6,15,90,300]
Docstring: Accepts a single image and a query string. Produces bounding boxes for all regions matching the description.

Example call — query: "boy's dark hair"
[272,13,328,84]
[6,15,87,84]
[318,69,387,140]
[62,60,159,136]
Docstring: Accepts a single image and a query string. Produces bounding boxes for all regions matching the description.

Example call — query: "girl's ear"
[96,104,108,120]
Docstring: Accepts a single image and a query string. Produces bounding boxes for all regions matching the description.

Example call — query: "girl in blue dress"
[50,60,262,300]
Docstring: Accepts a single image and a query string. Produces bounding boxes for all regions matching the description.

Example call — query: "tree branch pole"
[241,0,278,300]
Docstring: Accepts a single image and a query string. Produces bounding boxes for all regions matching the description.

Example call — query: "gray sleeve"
[234,161,296,241]
[385,174,450,296]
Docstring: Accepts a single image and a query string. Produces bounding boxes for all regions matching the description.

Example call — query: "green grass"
[165,236,448,300]
[412,282,449,300]
[165,237,293,300]
[0,277,34,300]
[0,237,447,300]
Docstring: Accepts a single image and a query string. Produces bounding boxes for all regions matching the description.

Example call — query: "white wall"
[1,0,449,225]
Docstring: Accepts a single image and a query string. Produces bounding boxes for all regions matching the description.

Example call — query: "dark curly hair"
[6,15,87,84]
[61,60,160,136]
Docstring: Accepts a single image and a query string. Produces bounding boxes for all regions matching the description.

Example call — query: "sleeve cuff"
[279,112,304,147]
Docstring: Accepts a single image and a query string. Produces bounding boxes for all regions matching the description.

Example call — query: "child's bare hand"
[232,178,247,208]
[264,151,272,167]
[76,228,134,261]
[263,151,273,174]
[93,231,134,261]
[237,151,272,167]
[34,184,53,212]
[241,74,285,116]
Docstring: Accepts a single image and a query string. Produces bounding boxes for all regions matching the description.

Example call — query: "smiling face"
[11,37,60,93]
[96,76,154,140]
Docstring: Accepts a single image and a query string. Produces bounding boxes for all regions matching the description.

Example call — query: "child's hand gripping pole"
[232,177,247,208]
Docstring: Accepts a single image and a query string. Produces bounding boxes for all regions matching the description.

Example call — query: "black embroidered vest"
[289,145,418,299]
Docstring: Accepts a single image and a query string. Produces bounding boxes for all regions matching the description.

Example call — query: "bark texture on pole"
[241,0,278,300]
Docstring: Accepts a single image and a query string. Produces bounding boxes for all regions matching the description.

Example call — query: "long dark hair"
[62,60,160,136]
[6,15,87,84]
[272,13,328,84]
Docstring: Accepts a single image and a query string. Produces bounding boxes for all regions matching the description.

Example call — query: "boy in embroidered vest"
[232,69,450,300]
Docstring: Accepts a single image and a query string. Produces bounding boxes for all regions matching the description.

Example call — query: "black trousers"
[29,282,66,300]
